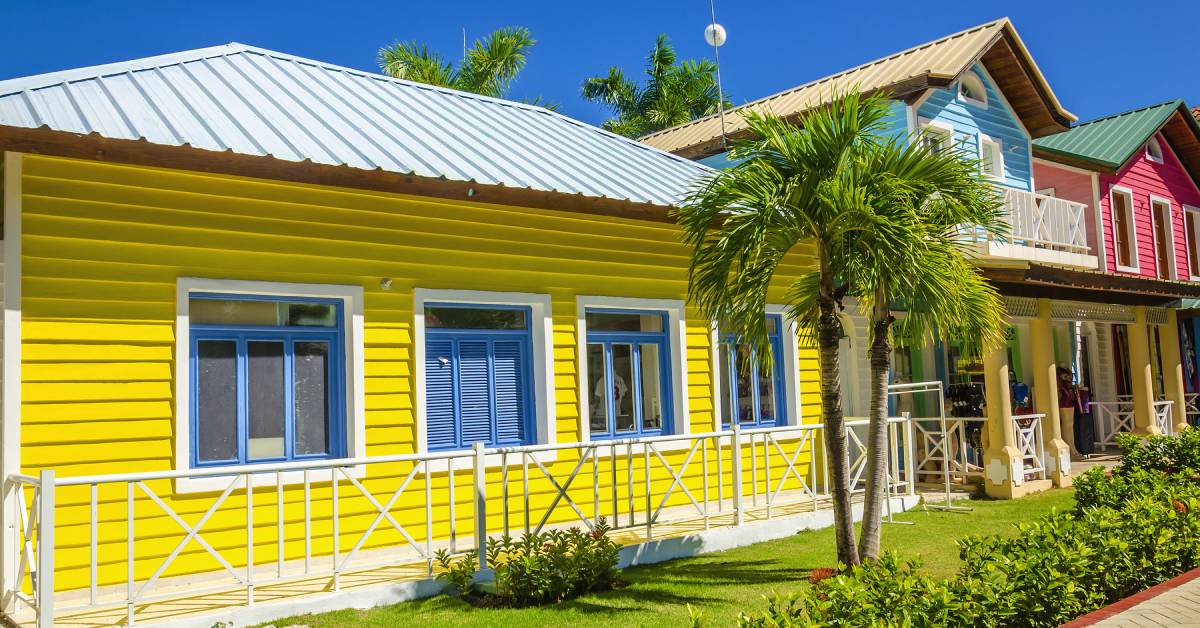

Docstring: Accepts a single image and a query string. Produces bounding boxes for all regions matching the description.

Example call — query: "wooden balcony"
[969,187,1098,268]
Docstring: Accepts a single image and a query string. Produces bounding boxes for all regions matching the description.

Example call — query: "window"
[424,304,534,450]
[958,73,988,107]
[1146,138,1165,163]
[979,135,1004,180]
[919,121,954,155]
[716,315,787,427]
[585,310,672,437]
[1185,206,1200,279]
[190,294,345,467]
[1111,187,1138,271]
[1150,197,1174,280]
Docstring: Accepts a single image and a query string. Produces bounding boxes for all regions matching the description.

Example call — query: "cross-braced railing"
[8,417,918,626]
[1186,393,1200,427]
[1091,399,1135,449]
[1153,400,1174,436]
[913,417,986,484]
[1001,188,1089,254]
[1013,414,1046,480]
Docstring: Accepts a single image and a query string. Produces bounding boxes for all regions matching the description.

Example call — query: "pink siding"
[1032,161,1098,257]
[1097,133,1200,279]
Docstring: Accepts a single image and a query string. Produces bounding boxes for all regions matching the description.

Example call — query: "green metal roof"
[1033,100,1184,170]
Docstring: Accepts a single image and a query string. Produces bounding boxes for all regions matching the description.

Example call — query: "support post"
[1161,309,1189,434]
[472,442,488,568]
[1030,299,1071,487]
[35,470,53,628]
[1128,307,1161,435]
[731,425,743,527]
[982,334,1025,499]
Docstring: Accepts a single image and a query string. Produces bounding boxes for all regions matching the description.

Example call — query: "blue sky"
[2,1,1198,128]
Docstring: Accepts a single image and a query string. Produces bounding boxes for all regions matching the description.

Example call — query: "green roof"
[1033,100,1184,169]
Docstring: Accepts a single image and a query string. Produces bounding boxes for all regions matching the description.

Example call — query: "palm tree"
[582,34,729,138]
[677,91,1007,566]
[843,130,1007,561]
[378,27,536,100]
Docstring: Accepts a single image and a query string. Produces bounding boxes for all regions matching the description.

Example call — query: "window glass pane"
[196,340,238,463]
[718,343,733,424]
[1113,193,1133,267]
[757,347,778,424]
[611,344,635,431]
[191,298,336,327]
[639,344,664,430]
[1188,212,1200,273]
[425,306,527,330]
[766,316,779,335]
[247,341,286,460]
[734,345,755,422]
[294,341,331,456]
[587,343,609,433]
[585,311,664,332]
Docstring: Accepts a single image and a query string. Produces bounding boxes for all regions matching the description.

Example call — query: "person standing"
[1057,367,1080,457]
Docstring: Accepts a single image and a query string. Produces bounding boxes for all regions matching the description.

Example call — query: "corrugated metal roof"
[640,18,1074,155]
[0,43,710,207]
[1033,101,1182,169]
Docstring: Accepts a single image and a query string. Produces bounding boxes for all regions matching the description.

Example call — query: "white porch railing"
[912,417,986,485]
[1187,393,1200,426]
[8,417,916,626]
[1013,413,1046,480]
[1154,400,1174,437]
[999,187,1089,254]
[1092,399,1135,450]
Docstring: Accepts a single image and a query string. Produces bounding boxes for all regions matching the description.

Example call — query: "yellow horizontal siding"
[18,154,822,593]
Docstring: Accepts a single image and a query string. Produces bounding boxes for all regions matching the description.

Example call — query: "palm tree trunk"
[858,293,893,561]
[817,277,859,567]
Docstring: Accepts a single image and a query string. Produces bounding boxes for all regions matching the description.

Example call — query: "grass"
[264,490,1074,627]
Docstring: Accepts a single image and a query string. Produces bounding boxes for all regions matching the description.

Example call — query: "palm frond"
[377,42,455,87]
[457,26,536,97]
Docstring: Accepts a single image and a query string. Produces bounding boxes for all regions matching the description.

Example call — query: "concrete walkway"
[1067,568,1200,627]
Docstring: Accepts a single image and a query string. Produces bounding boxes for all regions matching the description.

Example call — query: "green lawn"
[264,490,1074,627]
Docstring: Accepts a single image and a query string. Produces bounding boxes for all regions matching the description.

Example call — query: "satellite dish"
[704,23,727,47]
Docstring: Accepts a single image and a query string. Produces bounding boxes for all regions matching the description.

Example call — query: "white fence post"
[731,425,743,527]
[472,442,487,568]
[35,470,54,628]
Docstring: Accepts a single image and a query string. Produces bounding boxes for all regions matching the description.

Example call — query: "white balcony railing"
[965,187,1090,258]
[1013,413,1046,480]
[9,417,917,626]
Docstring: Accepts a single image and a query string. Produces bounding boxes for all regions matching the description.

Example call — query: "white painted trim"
[412,288,556,470]
[904,103,918,140]
[976,64,1033,143]
[1185,205,1200,281]
[978,133,1004,181]
[1110,185,1140,272]
[1146,137,1165,164]
[910,88,935,113]
[917,118,954,153]
[174,278,366,493]
[1033,156,1095,176]
[707,305,804,431]
[1148,195,1178,280]
[0,152,20,612]
[957,71,988,108]
[575,295,688,443]
[1092,172,1107,272]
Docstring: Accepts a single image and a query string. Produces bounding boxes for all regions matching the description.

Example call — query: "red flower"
[1174,500,1189,514]
[809,567,837,584]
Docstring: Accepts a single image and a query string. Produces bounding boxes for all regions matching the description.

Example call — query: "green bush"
[738,429,1200,628]
[434,518,621,606]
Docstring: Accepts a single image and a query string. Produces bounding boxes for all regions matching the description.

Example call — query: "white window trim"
[576,295,688,444]
[979,134,1004,181]
[708,304,804,431]
[1149,195,1177,280]
[174,277,366,494]
[1146,138,1165,164]
[413,288,556,470]
[1110,186,1140,273]
[958,73,988,108]
[1185,205,1200,281]
[918,118,954,153]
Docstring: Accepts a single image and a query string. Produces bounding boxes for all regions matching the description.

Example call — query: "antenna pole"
[709,0,727,148]
[462,27,467,60]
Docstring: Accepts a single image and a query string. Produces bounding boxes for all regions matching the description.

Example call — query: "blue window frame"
[424,303,535,450]
[586,309,673,438]
[718,314,787,428]
[189,293,346,468]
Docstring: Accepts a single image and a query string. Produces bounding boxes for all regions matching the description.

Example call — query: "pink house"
[1033,101,1200,281]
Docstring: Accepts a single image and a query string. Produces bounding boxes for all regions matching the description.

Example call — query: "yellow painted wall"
[16,154,821,594]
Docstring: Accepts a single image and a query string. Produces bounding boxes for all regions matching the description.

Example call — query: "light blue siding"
[698,151,740,169]
[916,64,1033,191]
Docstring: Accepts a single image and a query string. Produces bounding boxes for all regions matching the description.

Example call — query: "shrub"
[1115,429,1200,477]
[434,517,621,606]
